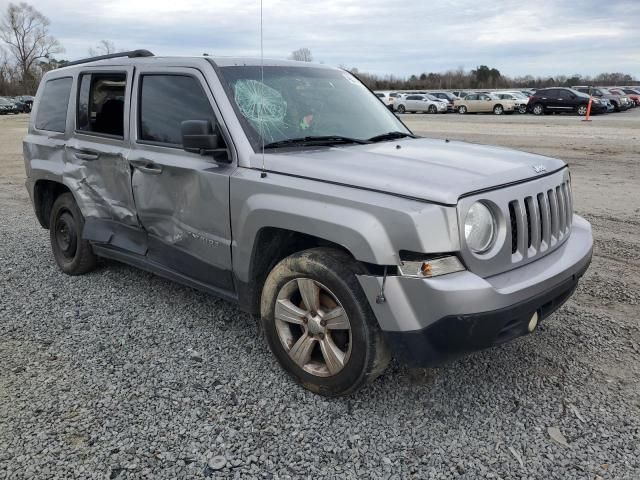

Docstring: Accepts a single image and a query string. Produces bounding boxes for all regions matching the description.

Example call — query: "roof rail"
[63,49,154,67]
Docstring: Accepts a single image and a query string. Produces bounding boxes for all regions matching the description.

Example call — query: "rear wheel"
[458,105,467,114]
[577,105,588,116]
[428,104,437,114]
[532,103,544,115]
[396,104,406,113]
[261,248,390,396]
[49,193,97,275]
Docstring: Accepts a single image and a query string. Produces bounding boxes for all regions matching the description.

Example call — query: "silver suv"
[24,51,593,396]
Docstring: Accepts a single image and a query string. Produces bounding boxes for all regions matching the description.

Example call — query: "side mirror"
[181,120,226,157]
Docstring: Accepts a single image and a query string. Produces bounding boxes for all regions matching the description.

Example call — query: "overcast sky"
[6,0,640,78]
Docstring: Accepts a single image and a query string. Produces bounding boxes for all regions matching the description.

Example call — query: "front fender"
[230,168,460,283]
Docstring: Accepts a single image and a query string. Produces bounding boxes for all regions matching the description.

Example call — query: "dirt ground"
[1,110,639,479]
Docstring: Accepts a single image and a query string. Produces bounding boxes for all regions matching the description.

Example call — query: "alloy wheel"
[274,278,352,377]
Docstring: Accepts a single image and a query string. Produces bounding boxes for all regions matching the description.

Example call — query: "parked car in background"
[572,86,630,112]
[374,91,395,110]
[609,88,639,107]
[495,92,529,114]
[427,92,457,112]
[452,90,468,98]
[454,93,515,115]
[0,97,20,114]
[11,97,30,113]
[394,94,447,113]
[17,95,34,112]
[528,88,606,116]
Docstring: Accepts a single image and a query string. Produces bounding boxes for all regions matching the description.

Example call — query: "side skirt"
[92,244,239,305]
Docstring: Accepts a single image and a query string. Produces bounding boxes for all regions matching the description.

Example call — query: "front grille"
[507,179,572,263]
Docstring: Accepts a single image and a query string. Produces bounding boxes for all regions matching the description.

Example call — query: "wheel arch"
[33,179,72,229]
[237,227,358,314]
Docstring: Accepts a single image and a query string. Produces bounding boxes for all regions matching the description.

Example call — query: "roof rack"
[63,49,154,67]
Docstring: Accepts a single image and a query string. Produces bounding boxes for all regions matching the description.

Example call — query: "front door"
[129,67,236,292]
[66,66,138,226]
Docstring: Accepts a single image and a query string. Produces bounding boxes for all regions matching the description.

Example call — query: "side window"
[35,77,72,133]
[139,75,216,146]
[545,90,558,99]
[77,72,127,137]
[466,95,477,101]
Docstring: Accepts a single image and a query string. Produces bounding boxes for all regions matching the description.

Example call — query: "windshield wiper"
[263,135,370,149]
[367,131,416,143]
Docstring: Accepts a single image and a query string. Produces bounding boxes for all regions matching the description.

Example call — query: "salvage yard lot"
[1,111,639,479]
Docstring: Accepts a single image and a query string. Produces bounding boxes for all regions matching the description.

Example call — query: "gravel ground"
[1,111,640,479]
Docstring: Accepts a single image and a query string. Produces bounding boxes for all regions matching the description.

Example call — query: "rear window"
[35,77,72,132]
[77,72,127,137]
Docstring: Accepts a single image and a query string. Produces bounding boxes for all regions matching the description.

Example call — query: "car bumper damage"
[357,214,593,367]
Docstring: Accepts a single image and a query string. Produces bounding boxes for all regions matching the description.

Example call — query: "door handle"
[67,147,100,161]
[130,159,163,174]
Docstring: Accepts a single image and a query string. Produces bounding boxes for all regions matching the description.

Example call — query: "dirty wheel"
[428,104,437,114]
[49,193,97,275]
[396,104,406,113]
[261,248,390,396]
[458,105,467,114]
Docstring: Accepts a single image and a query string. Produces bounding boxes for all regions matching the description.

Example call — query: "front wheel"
[493,104,504,115]
[458,105,467,114]
[577,105,588,116]
[518,105,527,114]
[396,104,406,113]
[428,104,437,114]
[260,248,390,396]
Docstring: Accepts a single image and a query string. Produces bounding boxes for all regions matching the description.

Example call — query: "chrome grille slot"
[510,180,572,263]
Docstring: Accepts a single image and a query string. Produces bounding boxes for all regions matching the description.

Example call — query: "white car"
[374,91,395,109]
[495,91,529,114]
[394,94,448,114]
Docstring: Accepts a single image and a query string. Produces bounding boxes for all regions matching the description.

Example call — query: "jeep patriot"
[24,50,593,396]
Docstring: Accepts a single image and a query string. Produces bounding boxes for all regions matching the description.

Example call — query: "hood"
[255,138,566,205]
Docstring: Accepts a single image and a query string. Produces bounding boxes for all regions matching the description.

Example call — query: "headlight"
[464,202,496,253]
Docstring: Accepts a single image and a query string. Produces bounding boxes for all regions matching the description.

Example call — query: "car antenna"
[259,0,267,179]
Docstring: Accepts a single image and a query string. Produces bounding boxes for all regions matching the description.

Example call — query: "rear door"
[478,94,492,112]
[128,66,236,291]
[66,66,138,226]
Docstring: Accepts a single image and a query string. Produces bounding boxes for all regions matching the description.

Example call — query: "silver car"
[24,51,593,396]
[394,94,447,113]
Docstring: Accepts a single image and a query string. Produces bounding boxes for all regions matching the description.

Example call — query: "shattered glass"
[233,79,289,142]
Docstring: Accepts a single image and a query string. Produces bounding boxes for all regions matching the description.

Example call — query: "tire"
[428,104,437,114]
[531,103,544,115]
[576,105,588,116]
[49,192,97,275]
[493,104,504,115]
[611,101,620,112]
[396,104,406,113]
[458,105,467,114]
[260,247,390,396]
[518,105,527,114]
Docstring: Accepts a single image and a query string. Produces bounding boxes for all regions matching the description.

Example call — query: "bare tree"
[89,40,119,57]
[289,47,313,62]
[0,2,63,87]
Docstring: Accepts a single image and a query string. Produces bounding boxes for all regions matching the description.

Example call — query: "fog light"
[528,312,539,333]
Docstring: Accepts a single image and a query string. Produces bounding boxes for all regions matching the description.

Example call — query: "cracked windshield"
[218,65,409,149]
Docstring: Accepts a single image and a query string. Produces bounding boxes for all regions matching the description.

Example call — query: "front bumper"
[357,214,593,366]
